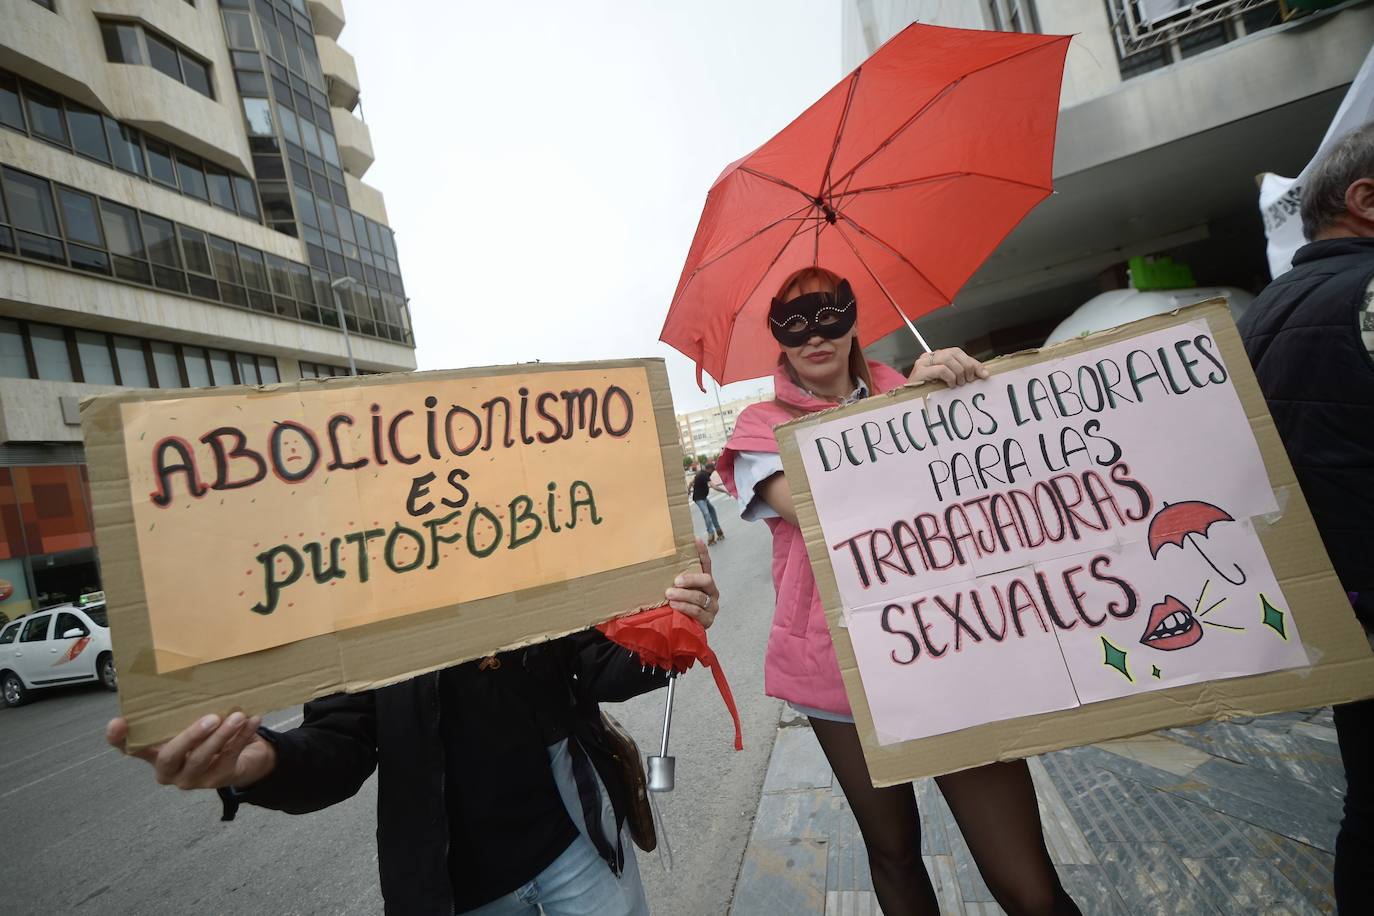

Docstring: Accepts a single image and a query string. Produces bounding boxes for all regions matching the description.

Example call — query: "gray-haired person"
[1239,121,1374,910]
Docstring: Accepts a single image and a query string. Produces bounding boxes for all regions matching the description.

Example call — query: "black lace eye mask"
[768,280,857,347]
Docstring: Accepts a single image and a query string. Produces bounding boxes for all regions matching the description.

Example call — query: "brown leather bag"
[600,711,657,852]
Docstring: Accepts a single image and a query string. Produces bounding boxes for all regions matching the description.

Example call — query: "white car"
[0,603,116,707]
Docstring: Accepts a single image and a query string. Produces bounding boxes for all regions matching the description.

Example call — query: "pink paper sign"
[797,321,1308,745]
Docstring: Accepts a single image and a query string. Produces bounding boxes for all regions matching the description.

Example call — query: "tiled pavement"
[730,708,1345,915]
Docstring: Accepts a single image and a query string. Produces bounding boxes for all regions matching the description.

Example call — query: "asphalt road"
[0,492,779,916]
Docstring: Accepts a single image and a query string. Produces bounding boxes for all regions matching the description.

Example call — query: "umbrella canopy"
[1147,500,1248,586]
[598,604,743,750]
[661,23,1071,387]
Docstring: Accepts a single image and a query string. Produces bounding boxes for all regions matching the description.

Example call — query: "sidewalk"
[731,707,1344,915]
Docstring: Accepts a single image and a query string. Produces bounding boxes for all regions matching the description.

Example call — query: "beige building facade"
[840,0,1374,370]
[677,389,772,461]
[0,0,414,614]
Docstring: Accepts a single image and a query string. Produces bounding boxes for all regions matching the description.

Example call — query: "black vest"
[1238,237,1374,609]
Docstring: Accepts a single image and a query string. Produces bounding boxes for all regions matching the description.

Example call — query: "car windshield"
[83,606,108,628]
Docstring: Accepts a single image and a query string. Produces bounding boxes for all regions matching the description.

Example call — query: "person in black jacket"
[1238,122,1374,912]
[106,542,721,916]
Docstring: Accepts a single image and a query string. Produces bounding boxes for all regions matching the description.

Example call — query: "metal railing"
[1104,0,1275,57]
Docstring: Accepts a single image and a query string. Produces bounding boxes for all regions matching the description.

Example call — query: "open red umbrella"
[660,23,1071,387]
[598,604,743,751]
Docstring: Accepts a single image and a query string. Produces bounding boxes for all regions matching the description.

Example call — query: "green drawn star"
[1102,637,1132,682]
[1152,666,1162,679]
[1261,594,1288,640]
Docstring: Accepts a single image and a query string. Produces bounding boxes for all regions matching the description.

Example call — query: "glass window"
[29,324,73,381]
[3,169,60,235]
[22,84,67,145]
[243,98,274,136]
[0,319,29,378]
[57,188,104,246]
[101,22,144,65]
[293,185,318,227]
[0,623,18,645]
[278,106,301,146]
[181,346,210,387]
[140,214,179,267]
[146,33,183,83]
[224,11,257,48]
[150,340,181,387]
[104,118,145,176]
[177,226,212,275]
[208,349,234,386]
[76,330,116,384]
[235,352,259,384]
[0,72,23,131]
[265,254,293,295]
[55,612,89,639]
[298,118,321,157]
[174,153,209,200]
[236,70,269,95]
[20,615,51,643]
[144,139,178,187]
[99,200,142,256]
[232,176,260,219]
[180,52,213,98]
[204,166,235,211]
[208,236,242,283]
[65,103,110,163]
[259,357,279,384]
[319,129,340,168]
[113,336,150,387]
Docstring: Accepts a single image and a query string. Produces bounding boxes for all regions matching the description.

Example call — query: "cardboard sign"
[777,302,1374,785]
[82,359,696,750]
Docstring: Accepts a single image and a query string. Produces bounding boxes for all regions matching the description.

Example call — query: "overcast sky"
[345,1,841,412]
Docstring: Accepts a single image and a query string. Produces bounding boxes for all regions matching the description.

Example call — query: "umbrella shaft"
[659,676,675,757]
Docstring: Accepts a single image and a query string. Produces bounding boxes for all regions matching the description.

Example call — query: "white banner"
[1261,43,1374,279]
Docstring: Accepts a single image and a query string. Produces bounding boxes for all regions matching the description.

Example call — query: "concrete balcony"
[330,105,373,178]
[0,0,113,110]
[307,0,345,40]
[317,36,359,111]
[344,172,389,226]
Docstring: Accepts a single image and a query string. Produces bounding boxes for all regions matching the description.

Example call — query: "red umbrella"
[1147,501,1247,586]
[599,604,743,751]
[660,23,1071,387]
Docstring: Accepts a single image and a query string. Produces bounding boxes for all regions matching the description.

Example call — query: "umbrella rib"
[819,68,862,201]
[679,200,816,285]
[836,211,952,303]
[715,218,814,384]
[833,170,1051,199]
[737,167,816,205]
[832,222,921,330]
[826,38,1065,195]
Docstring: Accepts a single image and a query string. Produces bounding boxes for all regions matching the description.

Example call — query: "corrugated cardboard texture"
[777,301,1374,786]
[82,359,697,751]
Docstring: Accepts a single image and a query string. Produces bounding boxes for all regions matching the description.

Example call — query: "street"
[0,493,778,916]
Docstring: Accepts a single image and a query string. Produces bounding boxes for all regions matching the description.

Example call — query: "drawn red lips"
[1140,595,1203,651]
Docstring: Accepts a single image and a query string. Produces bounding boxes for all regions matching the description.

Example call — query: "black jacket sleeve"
[570,630,672,703]
[235,690,379,815]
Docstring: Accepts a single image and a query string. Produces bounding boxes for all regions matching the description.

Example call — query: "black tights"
[810,717,1081,916]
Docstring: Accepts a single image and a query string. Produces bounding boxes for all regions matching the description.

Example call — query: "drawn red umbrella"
[1147,501,1247,586]
[598,604,743,752]
[660,23,1071,387]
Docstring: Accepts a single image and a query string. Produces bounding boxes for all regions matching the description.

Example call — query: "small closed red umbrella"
[599,604,743,751]
[660,23,1071,387]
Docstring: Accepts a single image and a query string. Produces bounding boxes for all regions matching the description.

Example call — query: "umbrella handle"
[658,675,675,757]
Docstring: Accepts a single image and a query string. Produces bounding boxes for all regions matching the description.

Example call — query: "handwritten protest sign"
[778,302,1374,785]
[82,359,696,749]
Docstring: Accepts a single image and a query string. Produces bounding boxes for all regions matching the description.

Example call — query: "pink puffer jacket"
[718,358,907,715]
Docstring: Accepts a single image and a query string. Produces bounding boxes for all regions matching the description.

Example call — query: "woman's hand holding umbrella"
[663,538,719,629]
[908,348,990,387]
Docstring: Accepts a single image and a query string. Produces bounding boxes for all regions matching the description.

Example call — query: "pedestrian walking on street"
[690,461,727,545]
[718,267,1081,916]
[105,546,722,916]
[1238,123,1374,913]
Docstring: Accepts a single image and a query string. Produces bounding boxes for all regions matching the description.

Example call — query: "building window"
[0,320,29,378]
[28,324,73,381]
[986,0,1039,32]
[22,84,67,146]
[149,341,181,387]
[75,330,116,384]
[2,167,65,264]
[100,21,215,99]
[29,0,57,10]
[0,72,24,132]
[1102,1,1283,80]
[113,336,150,386]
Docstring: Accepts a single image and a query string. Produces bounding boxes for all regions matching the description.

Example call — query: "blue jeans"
[460,740,648,915]
[694,498,722,536]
